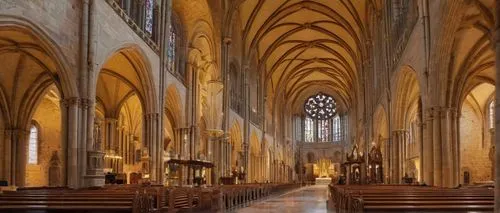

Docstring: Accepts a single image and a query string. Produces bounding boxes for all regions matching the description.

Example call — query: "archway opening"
[373,106,389,183]
[25,86,64,187]
[249,132,261,182]
[95,48,153,184]
[229,123,242,172]
[459,83,495,185]
[391,66,421,183]
[0,26,75,187]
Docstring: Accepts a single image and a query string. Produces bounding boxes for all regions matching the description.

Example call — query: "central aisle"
[236,185,333,213]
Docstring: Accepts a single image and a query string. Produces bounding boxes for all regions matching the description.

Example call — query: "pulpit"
[342,145,365,185]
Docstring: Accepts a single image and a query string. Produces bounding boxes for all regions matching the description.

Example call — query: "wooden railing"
[105,0,160,53]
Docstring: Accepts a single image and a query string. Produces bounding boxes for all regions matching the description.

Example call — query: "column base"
[84,175,105,187]
[85,150,105,187]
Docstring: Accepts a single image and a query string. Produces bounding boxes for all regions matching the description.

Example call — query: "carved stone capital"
[145,113,159,120]
[223,37,232,45]
[4,128,29,136]
[80,98,92,109]
[60,97,80,107]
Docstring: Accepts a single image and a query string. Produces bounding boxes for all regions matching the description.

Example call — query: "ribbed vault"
[237,0,367,114]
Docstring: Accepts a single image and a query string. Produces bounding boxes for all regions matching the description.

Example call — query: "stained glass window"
[489,100,495,129]
[303,93,342,143]
[304,93,336,120]
[167,24,176,72]
[332,115,341,141]
[318,119,331,142]
[145,0,154,34]
[28,125,38,164]
[305,117,314,142]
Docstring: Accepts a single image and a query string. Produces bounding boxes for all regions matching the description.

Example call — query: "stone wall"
[460,98,492,183]
[0,0,81,78]
[26,94,64,187]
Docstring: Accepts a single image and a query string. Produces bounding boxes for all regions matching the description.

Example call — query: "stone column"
[447,107,459,187]
[206,130,220,184]
[104,118,118,152]
[426,107,457,188]
[10,129,28,187]
[158,0,172,185]
[144,113,160,183]
[222,37,231,132]
[2,129,12,184]
[391,130,399,183]
[417,99,424,182]
[243,66,250,183]
[422,108,434,185]
[431,107,443,186]
[226,139,231,175]
[227,138,232,175]
[64,98,80,188]
[490,129,495,181]
[494,0,500,209]
[391,129,408,183]
[221,138,226,177]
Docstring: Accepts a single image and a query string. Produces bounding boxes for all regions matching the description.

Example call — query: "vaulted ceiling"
[236,0,369,114]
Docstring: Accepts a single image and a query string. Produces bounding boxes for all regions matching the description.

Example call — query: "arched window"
[318,119,331,142]
[303,93,342,143]
[167,24,176,73]
[167,12,185,79]
[229,63,242,114]
[305,117,314,143]
[28,124,39,164]
[304,93,336,120]
[489,99,495,129]
[332,115,341,141]
[145,0,154,34]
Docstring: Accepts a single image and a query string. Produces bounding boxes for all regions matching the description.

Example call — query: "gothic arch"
[446,1,495,109]
[0,17,78,187]
[170,10,187,79]
[459,82,495,183]
[391,66,421,129]
[165,85,183,128]
[229,122,242,168]
[95,45,158,115]
[0,15,78,99]
[373,105,389,142]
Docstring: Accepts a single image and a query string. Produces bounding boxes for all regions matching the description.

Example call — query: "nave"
[2,0,500,212]
[237,185,331,213]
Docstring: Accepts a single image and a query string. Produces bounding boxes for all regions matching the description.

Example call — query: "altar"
[315,177,332,185]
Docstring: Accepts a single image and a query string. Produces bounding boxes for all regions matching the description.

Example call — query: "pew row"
[0,183,302,213]
[328,184,494,213]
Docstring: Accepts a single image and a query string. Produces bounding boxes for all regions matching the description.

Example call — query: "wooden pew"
[219,183,300,210]
[0,183,300,213]
[329,184,494,213]
[0,186,157,213]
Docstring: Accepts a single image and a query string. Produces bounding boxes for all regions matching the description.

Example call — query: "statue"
[93,120,102,150]
[49,151,61,187]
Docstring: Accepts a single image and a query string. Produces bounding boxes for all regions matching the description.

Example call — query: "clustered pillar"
[494,0,500,210]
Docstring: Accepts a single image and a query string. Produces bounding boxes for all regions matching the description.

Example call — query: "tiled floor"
[235,185,334,213]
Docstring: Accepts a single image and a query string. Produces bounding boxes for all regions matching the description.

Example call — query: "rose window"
[304,93,336,120]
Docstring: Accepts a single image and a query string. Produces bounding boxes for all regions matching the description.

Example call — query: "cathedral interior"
[1,0,500,212]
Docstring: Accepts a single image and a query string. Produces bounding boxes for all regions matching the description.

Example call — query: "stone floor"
[235,185,334,213]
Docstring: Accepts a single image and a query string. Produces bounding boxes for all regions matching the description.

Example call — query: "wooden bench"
[0,183,300,213]
[0,186,157,213]
[220,183,300,209]
[329,184,494,213]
